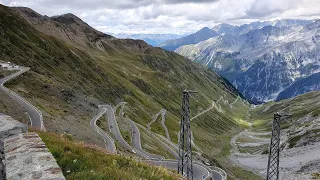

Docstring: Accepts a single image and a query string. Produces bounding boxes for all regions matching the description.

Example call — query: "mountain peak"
[11,7,113,47]
[196,27,217,34]
[11,6,42,18]
[51,13,82,25]
[306,19,320,30]
[159,27,218,51]
[198,27,211,31]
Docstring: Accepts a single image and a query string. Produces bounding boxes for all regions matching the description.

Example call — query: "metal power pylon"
[266,113,281,180]
[178,90,197,179]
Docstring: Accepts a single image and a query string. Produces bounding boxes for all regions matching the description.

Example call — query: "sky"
[1,0,320,35]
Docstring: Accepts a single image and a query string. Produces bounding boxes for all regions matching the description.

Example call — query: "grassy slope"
[251,91,320,127]
[250,91,320,148]
[0,5,260,179]
[37,131,180,180]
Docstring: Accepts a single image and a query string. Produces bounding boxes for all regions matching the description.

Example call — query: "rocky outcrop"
[0,114,65,180]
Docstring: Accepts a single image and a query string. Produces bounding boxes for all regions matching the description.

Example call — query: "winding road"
[1,66,228,179]
[128,119,164,159]
[0,67,45,130]
[90,105,116,153]
[146,109,168,140]
[191,101,215,121]
[91,102,227,180]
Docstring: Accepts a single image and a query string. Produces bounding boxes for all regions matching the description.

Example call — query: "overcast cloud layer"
[1,0,320,34]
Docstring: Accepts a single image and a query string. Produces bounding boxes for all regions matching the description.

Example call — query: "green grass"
[37,131,180,180]
[139,126,175,159]
[250,91,320,150]
[251,92,320,123]
[229,166,263,180]
[0,5,272,179]
[0,3,248,155]
[0,69,17,78]
[312,173,320,179]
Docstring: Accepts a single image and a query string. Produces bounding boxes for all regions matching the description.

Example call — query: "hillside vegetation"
[250,91,320,147]
[0,4,261,179]
[37,131,180,180]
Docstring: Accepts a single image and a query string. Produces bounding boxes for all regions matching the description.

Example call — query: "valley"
[0,3,319,180]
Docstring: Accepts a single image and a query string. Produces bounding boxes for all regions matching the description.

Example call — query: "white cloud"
[1,0,320,34]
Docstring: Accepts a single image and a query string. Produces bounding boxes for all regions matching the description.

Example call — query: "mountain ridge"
[2,4,320,179]
[110,33,184,46]
[11,7,114,47]
[176,19,320,103]
[159,27,219,51]
[0,5,259,179]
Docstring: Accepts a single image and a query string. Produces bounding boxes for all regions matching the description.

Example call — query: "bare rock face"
[4,132,65,180]
[0,114,27,138]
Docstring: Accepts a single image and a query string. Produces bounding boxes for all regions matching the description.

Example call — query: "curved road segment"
[91,102,226,179]
[0,67,45,130]
[128,119,164,159]
[90,105,116,153]
[105,104,158,159]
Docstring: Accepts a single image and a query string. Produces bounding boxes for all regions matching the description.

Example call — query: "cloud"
[162,0,218,4]
[2,0,216,10]
[1,0,319,34]
[245,0,299,17]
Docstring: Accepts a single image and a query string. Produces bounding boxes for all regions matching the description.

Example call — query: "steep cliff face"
[176,20,320,103]
[277,73,320,101]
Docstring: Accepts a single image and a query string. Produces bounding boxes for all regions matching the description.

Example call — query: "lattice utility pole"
[178,90,197,179]
[266,113,282,180]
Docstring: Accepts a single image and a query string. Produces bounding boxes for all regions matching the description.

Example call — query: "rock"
[0,114,27,138]
[298,159,320,173]
[0,160,5,180]
[0,136,5,179]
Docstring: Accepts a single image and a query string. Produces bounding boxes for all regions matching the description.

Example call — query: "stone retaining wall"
[0,114,65,180]
[4,132,65,180]
[0,138,5,180]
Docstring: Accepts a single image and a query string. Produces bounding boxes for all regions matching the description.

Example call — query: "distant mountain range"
[109,33,184,46]
[158,27,219,51]
[170,19,320,103]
